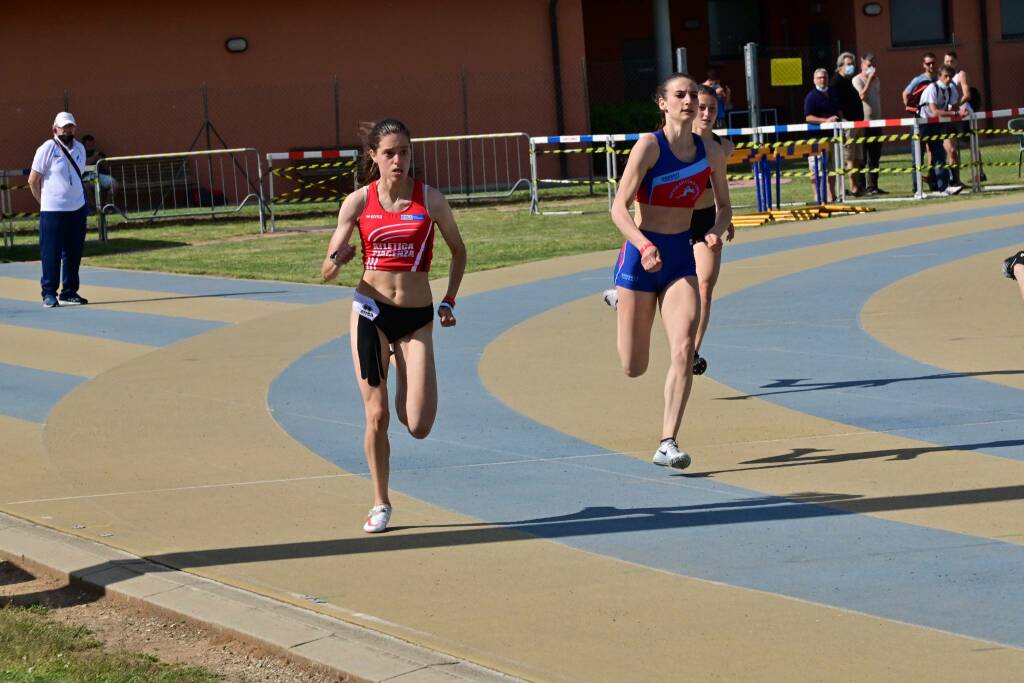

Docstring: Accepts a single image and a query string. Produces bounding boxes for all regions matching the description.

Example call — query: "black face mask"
[57,133,74,146]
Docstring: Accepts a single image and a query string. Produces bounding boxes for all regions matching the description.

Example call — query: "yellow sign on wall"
[771,58,803,86]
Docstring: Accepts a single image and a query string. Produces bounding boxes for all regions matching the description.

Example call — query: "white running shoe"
[362,504,392,533]
[945,185,964,195]
[602,288,618,310]
[652,439,691,469]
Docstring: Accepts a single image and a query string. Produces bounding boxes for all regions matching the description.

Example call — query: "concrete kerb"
[0,510,524,683]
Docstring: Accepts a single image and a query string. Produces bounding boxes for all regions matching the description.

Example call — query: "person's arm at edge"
[427,186,466,327]
[705,141,733,250]
[611,134,662,271]
[321,188,364,281]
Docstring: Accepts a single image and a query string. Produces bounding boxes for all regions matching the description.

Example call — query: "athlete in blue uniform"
[608,72,732,470]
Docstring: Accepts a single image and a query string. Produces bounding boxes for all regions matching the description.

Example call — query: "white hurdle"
[263,149,360,232]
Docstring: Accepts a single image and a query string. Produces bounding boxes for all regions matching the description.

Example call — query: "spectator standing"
[852,52,887,194]
[944,50,984,183]
[703,70,731,127]
[904,53,938,193]
[831,51,866,195]
[918,65,967,195]
[804,68,842,202]
[27,112,89,308]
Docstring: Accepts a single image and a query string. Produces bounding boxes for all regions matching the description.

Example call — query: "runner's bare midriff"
[358,270,433,307]
[634,202,696,234]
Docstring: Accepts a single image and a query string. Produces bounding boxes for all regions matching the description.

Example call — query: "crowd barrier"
[96,148,267,239]
[529,106,1024,214]
[265,133,531,231]
[0,168,32,248]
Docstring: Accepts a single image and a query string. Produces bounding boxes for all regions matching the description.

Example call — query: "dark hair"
[938,64,956,77]
[653,72,697,128]
[359,118,412,184]
[862,52,875,62]
[923,51,937,60]
[706,69,719,80]
[81,134,95,142]
[697,84,718,99]
[945,50,957,59]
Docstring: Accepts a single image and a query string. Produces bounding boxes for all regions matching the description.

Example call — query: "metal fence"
[95,147,267,238]
[412,132,532,202]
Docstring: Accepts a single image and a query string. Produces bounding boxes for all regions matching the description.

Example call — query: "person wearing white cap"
[27,112,90,307]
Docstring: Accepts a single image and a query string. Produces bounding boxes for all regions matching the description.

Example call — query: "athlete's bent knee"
[407,422,433,440]
[623,360,648,378]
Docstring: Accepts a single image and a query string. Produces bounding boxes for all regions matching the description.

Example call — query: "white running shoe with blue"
[652,439,691,469]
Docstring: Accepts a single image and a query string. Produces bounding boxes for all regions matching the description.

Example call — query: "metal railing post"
[969,113,982,193]
[529,139,539,215]
[834,124,846,203]
[912,120,924,199]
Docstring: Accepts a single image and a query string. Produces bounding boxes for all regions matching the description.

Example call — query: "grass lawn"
[0,605,217,682]
[3,142,1021,287]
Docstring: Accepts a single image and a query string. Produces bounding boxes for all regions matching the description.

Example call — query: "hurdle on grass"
[529,134,631,215]
[263,149,360,232]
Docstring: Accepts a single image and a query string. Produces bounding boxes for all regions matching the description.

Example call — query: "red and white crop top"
[358,180,435,272]
[635,131,712,209]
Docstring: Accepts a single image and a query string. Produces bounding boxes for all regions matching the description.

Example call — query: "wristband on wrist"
[638,241,655,256]
[438,295,455,311]
[329,250,341,266]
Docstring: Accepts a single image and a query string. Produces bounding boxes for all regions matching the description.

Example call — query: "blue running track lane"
[269,207,1024,648]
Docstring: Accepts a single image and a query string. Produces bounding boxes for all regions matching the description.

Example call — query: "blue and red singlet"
[613,131,712,292]
[635,131,712,208]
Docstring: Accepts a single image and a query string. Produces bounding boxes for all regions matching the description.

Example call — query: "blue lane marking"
[269,215,1024,646]
[0,263,349,305]
[0,297,224,346]
[0,362,86,423]
[708,225,1024,461]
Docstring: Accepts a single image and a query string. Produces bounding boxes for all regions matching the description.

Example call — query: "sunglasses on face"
[924,62,936,66]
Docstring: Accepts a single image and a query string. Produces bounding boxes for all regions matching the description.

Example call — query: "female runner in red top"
[321,119,467,533]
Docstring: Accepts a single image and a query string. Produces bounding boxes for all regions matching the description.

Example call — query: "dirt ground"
[0,560,344,682]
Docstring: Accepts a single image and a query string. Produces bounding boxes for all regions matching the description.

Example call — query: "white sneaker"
[362,504,392,533]
[602,288,618,310]
[945,185,963,195]
[652,439,691,469]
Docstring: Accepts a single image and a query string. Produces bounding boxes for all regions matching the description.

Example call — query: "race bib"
[352,293,379,321]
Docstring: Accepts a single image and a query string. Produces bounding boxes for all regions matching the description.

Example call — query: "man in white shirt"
[918,66,968,195]
[852,53,886,195]
[28,112,90,308]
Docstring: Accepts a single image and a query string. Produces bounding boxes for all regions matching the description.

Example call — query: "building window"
[708,0,762,60]
[1003,0,1024,39]
[890,0,949,47]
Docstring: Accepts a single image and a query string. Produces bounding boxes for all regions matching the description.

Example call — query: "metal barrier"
[1,168,33,248]
[412,132,531,202]
[263,149,360,232]
[96,147,266,239]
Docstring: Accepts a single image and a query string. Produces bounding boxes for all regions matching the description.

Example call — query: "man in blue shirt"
[804,68,841,202]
